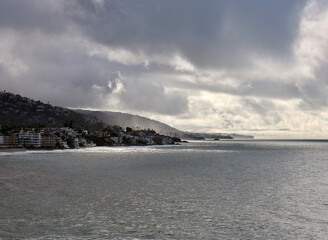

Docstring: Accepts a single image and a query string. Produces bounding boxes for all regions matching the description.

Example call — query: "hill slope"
[0,92,104,130]
[75,110,182,136]
[74,110,254,139]
[0,91,254,139]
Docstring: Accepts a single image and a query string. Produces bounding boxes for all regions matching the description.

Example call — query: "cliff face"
[0,92,104,130]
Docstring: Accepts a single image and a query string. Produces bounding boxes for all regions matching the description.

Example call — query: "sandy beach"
[0,148,56,153]
[0,148,29,153]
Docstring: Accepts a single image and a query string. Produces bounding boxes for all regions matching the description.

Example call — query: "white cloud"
[294,0,328,74]
[88,45,149,66]
[0,31,28,77]
[169,55,196,72]
[91,0,105,9]
[2,0,328,138]
[107,71,126,94]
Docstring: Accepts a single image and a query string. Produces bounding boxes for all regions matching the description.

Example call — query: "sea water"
[0,140,327,239]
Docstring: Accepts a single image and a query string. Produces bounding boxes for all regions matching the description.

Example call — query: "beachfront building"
[56,138,69,149]
[73,137,79,148]
[163,136,174,145]
[110,136,121,145]
[3,134,19,147]
[18,132,41,148]
[41,135,57,148]
[142,136,154,145]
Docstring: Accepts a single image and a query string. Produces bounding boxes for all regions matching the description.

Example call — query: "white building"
[110,136,121,144]
[163,136,173,145]
[79,138,87,147]
[142,136,154,145]
[18,132,41,148]
[73,137,79,148]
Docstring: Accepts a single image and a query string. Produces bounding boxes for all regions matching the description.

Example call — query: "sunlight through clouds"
[1,0,328,138]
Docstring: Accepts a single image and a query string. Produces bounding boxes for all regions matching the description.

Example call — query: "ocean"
[0,140,327,239]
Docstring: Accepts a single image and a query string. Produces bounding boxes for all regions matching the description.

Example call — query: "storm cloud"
[1,0,328,138]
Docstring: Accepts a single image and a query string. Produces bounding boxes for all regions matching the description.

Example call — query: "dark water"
[0,141,328,239]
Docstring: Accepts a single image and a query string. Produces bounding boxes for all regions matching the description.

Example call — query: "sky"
[1,0,328,138]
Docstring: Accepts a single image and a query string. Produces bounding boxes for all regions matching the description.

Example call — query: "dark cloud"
[0,0,68,33]
[1,0,328,137]
[71,0,306,69]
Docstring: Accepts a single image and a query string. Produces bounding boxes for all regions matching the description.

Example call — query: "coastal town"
[0,91,252,151]
[0,91,183,150]
[0,125,182,150]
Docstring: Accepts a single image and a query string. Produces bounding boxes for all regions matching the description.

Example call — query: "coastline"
[0,148,30,153]
[0,147,58,153]
[0,143,183,154]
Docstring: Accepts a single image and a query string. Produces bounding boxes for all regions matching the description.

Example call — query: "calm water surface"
[0,141,328,239]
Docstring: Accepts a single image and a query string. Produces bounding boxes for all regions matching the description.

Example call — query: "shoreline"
[0,148,31,153]
[0,148,58,153]
[0,144,182,154]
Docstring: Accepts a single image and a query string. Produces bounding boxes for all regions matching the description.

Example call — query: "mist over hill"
[0,91,254,139]
[75,110,254,139]
[75,110,183,136]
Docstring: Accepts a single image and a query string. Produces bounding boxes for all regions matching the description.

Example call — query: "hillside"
[74,110,254,139]
[0,92,105,130]
[75,110,183,137]
[0,91,254,139]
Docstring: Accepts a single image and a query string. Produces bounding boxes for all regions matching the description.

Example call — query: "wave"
[0,144,233,156]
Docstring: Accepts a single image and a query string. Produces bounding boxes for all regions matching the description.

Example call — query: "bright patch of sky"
[1,0,328,138]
